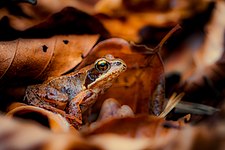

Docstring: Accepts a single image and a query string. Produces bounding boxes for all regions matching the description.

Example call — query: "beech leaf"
[0,34,99,84]
[77,38,165,115]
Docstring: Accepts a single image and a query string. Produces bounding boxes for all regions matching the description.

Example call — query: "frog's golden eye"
[95,60,110,72]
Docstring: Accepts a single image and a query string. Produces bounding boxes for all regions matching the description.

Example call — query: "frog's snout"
[116,59,127,71]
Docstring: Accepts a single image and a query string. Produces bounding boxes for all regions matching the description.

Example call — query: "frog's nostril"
[115,61,122,66]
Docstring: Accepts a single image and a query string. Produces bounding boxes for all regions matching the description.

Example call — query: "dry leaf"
[183,1,225,88]
[194,1,225,67]
[94,0,211,41]
[84,114,183,138]
[0,7,109,40]
[165,1,225,107]
[87,134,165,150]
[0,115,100,150]
[0,34,99,84]
[77,38,165,115]
[0,1,225,150]
[0,0,95,31]
[7,102,76,133]
[22,7,109,39]
[87,119,225,150]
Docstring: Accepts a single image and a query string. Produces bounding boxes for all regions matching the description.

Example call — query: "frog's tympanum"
[24,54,126,127]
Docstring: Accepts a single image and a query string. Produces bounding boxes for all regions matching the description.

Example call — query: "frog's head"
[84,54,126,92]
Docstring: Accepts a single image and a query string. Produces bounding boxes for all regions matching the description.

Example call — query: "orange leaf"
[77,38,165,115]
[0,34,99,84]
[84,115,182,138]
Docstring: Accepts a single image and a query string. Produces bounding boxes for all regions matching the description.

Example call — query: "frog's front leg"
[66,89,97,125]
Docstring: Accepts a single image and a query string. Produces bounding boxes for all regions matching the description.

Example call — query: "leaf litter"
[0,0,225,150]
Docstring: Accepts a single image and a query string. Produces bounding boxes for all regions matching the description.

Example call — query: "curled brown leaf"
[0,0,95,31]
[0,34,99,84]
[84,114,183,138]
[0,115,100,150]
[6,102,76,133]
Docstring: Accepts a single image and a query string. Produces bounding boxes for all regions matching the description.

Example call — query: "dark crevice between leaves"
[165,72,181,97]
[123,0,170,12]
[8,4,33,18]
[0,16,22,41]
[131,24,181,54]
[13,111,50,128]
[0,7,110,41]
[0,0,36,8]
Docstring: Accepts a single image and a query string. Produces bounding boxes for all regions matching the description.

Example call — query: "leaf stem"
[154,24,181,53]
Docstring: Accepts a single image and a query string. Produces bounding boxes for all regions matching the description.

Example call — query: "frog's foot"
[66,90,97,125]
[65,114,82,124]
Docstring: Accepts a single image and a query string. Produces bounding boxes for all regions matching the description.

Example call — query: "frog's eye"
[95,60,110,72]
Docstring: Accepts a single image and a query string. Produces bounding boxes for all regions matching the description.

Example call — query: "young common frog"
[24,54,126,127]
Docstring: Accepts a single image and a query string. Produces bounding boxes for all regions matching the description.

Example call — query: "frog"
[24,54,126,127]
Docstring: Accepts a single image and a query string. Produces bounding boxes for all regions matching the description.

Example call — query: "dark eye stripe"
[84,68,102,88]
[87,73,97,81]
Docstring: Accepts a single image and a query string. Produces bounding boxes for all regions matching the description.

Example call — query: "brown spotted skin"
[24,54,126,128]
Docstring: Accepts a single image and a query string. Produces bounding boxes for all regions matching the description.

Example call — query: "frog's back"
[25,72,86,106]
[47,72,85,100]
